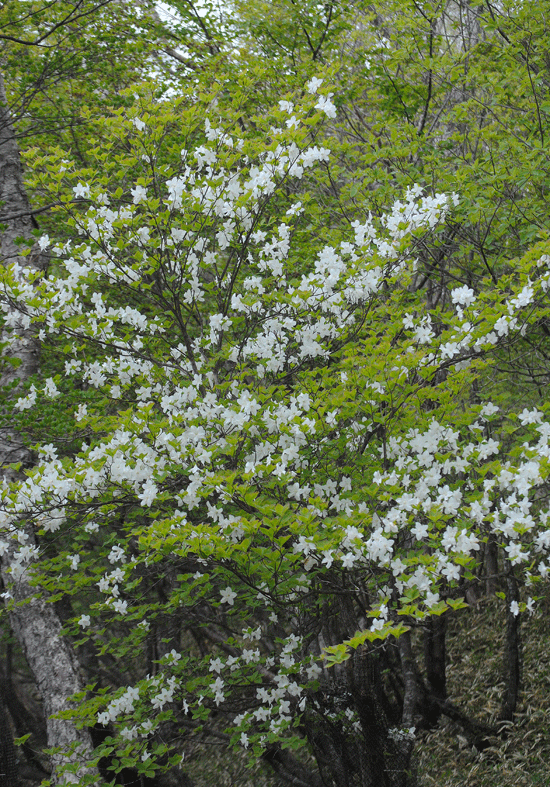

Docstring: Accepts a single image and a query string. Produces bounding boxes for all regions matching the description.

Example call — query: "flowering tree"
[0,1,237,781]
[2,11,550,786]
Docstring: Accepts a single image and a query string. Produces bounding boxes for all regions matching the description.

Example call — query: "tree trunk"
[484,534,499,596]
[423,614,447,726]
[500,568,521,721]
[0,684,19,787]
[0,72,97,786]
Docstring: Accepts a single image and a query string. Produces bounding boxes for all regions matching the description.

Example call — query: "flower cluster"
[1,78,550,768]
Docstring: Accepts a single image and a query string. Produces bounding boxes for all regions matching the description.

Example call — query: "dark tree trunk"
[485,535,499,596]
[0,686,19,787]
[261,744,324,787]
[0,641,49,781]
[305,642,417,787]
[423,614,447,726]
[500,569,521,721]
[400,628,495,749]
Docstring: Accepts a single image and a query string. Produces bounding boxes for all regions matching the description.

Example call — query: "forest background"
[1,1,550,786]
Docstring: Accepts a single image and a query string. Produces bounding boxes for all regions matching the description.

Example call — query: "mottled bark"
[0,72,97,786]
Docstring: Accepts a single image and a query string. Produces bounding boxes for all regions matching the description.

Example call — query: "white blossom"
[73,182,90,199]
[451,285,476,307]
[131,184,148,204]
[316,94,336,118]
[306,77,323,94]
[220,586,237,605]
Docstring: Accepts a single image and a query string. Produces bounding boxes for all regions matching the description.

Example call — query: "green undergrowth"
[417,590,550,787]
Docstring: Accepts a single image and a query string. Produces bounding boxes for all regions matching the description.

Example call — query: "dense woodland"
[1,1,550,785]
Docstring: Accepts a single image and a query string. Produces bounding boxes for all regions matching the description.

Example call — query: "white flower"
[440,341,459,359]
[510,600,520,617]
[43,378,60,398]
[78,614,91,628]
[131,185,148,204]
[511,284,534,309]
[209,657,224,673]
[73,182,90,199]
[505,541,527,565]
[518,408,543,425]
[97,576,110,593]
[138,480,158,507]
[16,385,37,411]
[306,663,322,680]
[255,706,271,721]
[307,77,323,94]
[425,591,440,608]
[451,285,476,307]
[220,586,237,605]
[315,94,336,118]
[108,545,125,564]
[278,100,294,113]
[412,521,429,540]
[341,552,356,569]
[38,234,50,251]
[286,201,303,216]
[286,682,302,697]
